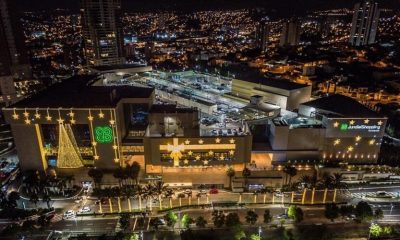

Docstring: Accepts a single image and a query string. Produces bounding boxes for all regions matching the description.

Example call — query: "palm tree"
[152,181,168,209]
[42,193,52,209]
[331,173,348,192]
[7,191,20,208]
[29,192,39,207]
[299,174,318,189]
[88,168,104,187]
[126,162,141,185]
[113,167,126,187]
[283,166,297,185]
[226,166,235,190]
[242,167,251,190]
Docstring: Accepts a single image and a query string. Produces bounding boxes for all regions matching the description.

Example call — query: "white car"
[63,210,75,219]
[78,206,91,213]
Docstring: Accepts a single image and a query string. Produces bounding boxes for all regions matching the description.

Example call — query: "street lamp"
[258,226,262,237]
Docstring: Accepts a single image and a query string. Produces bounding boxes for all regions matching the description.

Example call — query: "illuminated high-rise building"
[255,21,269,52]
[80,0,125,66]
[349,1,380,46]
[279,19,300,47]
[0,0,31,105]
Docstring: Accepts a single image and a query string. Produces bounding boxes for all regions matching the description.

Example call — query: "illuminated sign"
[94,126,113,143]
[340,123,381,133]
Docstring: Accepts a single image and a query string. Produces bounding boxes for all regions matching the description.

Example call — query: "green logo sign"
[340,123,348,131]
[94,126,113,143]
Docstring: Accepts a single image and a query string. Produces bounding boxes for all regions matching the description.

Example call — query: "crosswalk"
[344,192,398,199]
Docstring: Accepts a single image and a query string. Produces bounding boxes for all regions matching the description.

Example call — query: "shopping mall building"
[3,67,387,187]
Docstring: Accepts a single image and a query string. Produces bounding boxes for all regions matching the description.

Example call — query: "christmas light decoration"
[57,124,84,168]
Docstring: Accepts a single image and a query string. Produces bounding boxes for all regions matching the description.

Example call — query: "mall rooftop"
[9,75,154,109]
[301,94,382,118]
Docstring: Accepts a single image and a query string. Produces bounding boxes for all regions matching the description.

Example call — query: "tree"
[126,161,141,185]
[325,203,339,222]
[250,235,262,240]
[113,167,127,187]
[374,208,384,220]
[225,212,240,227]
[355,201,373,222]
[211,210,225,228]
[369,223,383,238]
[7,191,20,208]
[181,214,194,229]
[242,167,251,189]
[226,166,235,190]
[263,209,273,224]
[153,181,168,207]
[299,175,317,189]
[149,217,163,230]
[245,210,258,225]
[294,207,304,223]
[195,216,207,228]
[339,205,354,219]
[126,234,139,240]
[283,166,297,185]
[119,213,131,231]
[288,205,303,223]
[87,168,103,187]
[42,193,52,209]
[164,211,178,228]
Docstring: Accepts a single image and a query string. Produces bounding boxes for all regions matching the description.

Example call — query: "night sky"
[16,0,400,13]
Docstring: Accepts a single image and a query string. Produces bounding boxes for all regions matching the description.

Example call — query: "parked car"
[78,206,91,213]
[63,210,75,219]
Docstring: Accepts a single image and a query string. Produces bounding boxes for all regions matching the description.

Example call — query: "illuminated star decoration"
[364,119,370,124]
[333,122,339,128]
[12,109,19,119]
[188,151,193,156]
[219,156,224,160]
[208,150,214,155]
[369,139,375,145]
[334,139,341,146]
[355,136,362,142]
[184,139,190,145]
[349,120,355,125]
[347,146,354,152]
[98,110,104,118]
[46,108,52,121]
[70,119,76,124]
[203,160,209,165]
[24,119,31,125]
[183,159,189,165]
[109,120,115,125]
[94,155,100,160]
[23,110,29,118]
[198,139,204,144]
[229,150,235,155]
[215,138,221,143]
[195,155,201,161]
[229,139,235,144]
[34,109,41,119]
[377,120,383,126]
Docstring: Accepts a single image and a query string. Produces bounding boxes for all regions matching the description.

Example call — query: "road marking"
[107,222,115,225]
[86,223,93,226]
